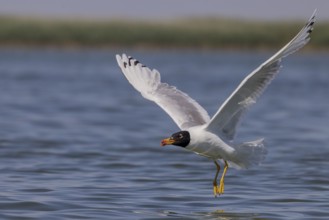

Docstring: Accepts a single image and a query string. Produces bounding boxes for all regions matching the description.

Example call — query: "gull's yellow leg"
[218,160,229,194]
[213,161,221,197]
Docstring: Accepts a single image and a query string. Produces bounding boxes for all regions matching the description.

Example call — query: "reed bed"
[0,16,327,49]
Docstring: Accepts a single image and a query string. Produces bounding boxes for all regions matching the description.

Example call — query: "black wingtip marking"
[307,29,313,34]
[308,21,315,27]
[125,55,146,68]
[128,56,134,66]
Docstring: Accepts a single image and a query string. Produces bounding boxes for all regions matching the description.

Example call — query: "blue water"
[0,49,328,219]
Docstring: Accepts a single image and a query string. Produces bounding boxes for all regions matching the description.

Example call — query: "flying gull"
[116,11,315,197]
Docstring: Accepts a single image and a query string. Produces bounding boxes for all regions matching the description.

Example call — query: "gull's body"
[186,125,236,161]
[116,11,315,196]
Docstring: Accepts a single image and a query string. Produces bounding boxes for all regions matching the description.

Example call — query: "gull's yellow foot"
[213,183,223,197]
[213,161,222,197]
[217,160,228,195]
[218,180,225,194]
[213,185,218,196]
[213,185,221,197]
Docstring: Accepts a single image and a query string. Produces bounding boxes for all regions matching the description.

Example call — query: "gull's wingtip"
[116,53,131,67]
[115,54,123,68]
[310,9,317,22]
[307,9,317,26]
[115,53,129,60]
[305,10,316,36]
[115,54,121,61]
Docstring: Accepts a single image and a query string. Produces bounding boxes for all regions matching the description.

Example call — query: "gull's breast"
[186,126,235,160]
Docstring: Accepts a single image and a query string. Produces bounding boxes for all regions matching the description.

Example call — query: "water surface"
[0,49,328,219]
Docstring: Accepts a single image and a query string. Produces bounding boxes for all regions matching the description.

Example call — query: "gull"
[116,11,315,197]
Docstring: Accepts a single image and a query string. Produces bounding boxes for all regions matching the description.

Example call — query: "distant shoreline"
[0,16,327,50]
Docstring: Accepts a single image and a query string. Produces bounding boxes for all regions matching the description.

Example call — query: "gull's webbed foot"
[212,160,228,197]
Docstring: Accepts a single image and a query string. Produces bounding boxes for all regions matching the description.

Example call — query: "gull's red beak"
[161,137,175,146]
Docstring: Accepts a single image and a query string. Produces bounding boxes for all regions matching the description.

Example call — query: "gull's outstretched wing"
[116,54,210,130]
[206,10,316,140]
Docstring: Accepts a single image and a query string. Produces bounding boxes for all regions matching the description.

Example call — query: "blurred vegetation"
[0,16,328,50]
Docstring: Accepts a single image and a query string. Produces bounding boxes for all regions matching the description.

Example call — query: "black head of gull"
[161,131,190,148]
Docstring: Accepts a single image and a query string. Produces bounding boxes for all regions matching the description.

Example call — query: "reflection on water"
[203,210,260,220]
[0,49,328,219]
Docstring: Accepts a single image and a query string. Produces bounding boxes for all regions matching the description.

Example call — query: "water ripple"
[0,49,328,219]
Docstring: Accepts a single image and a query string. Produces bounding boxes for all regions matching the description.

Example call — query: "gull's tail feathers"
[228,139,267,169]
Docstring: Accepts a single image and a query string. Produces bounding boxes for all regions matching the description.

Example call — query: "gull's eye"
[178,134,183,139]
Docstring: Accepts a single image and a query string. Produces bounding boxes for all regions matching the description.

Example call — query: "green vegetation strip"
[0,16,328,49]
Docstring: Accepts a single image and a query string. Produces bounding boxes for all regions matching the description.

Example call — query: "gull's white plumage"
[206,11,316,140]
[116,11,315,170]
[116,54,210,130]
